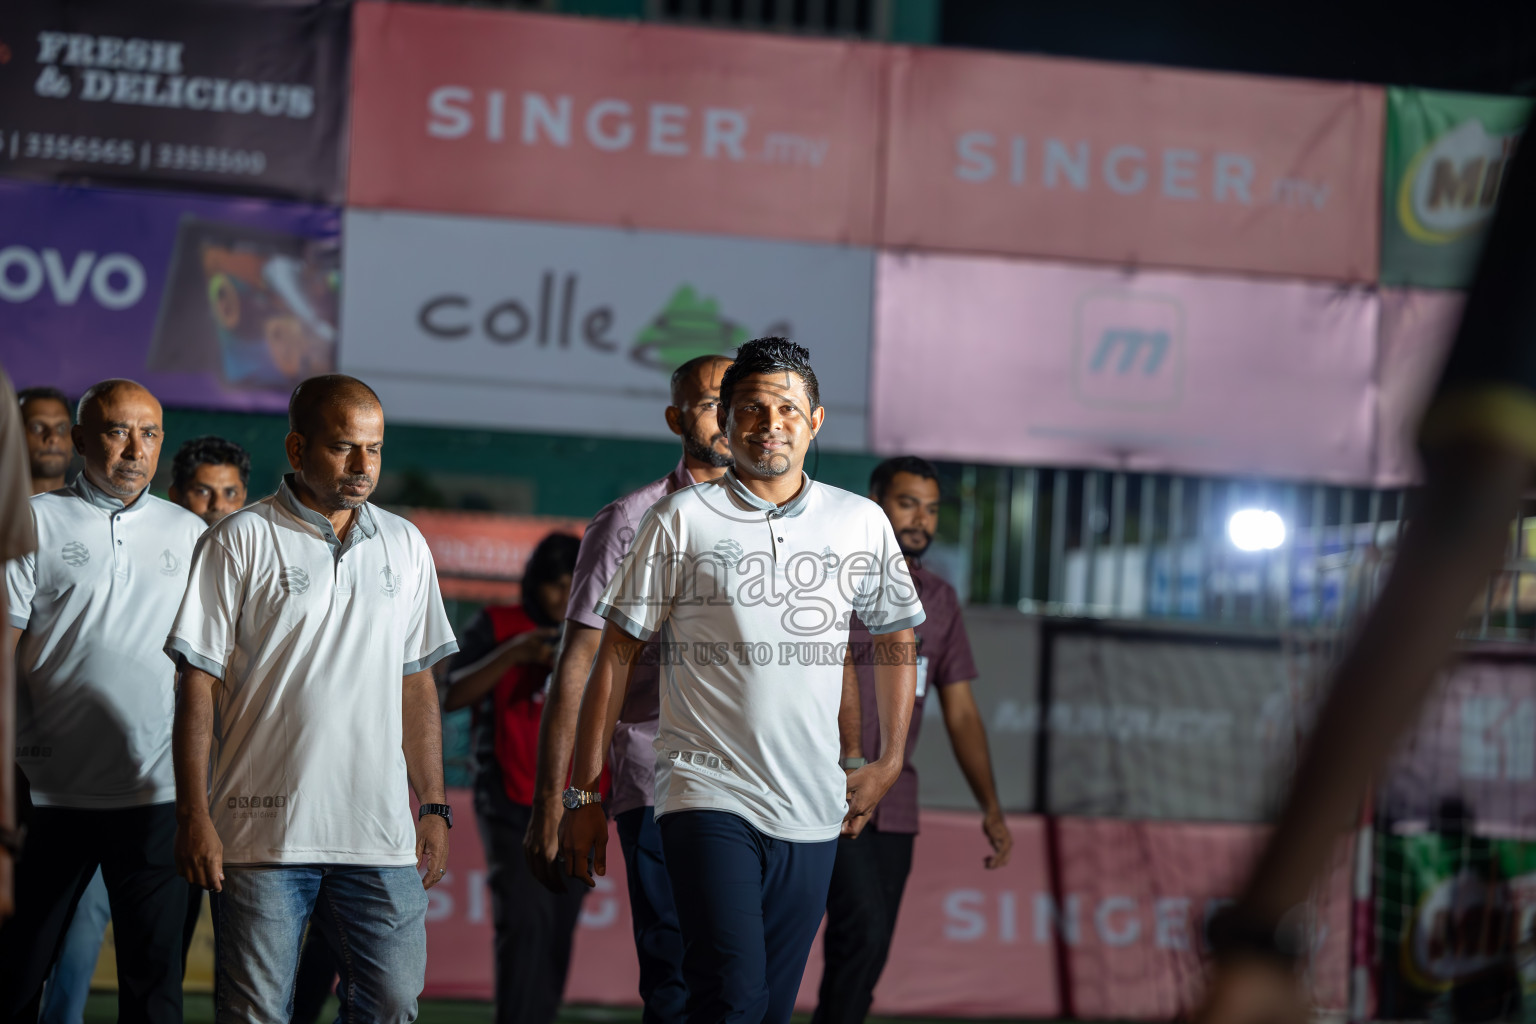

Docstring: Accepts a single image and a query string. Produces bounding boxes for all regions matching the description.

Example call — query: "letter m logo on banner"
[1073,291,1185,409]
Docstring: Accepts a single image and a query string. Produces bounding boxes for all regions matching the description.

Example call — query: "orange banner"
[349,4,884,245]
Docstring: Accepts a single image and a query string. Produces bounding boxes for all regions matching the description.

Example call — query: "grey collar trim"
[276,475,379,552]
[723,469,814,518]
[69,472,143,513]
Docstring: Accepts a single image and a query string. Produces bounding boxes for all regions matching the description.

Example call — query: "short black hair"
[172,436,252,491]
[669,354,733,406]
[718,338,820,414]
[288,374,381,438]
[870,456,939,501]
[522,532,583,627]
[18,386,69,418]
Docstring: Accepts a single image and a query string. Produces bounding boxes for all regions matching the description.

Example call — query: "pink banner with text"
[422,801,1349,1017]
[1375,289,1464,487]
[349,4,883,245]
[872,252,1380,482]
[882,47,1383,281]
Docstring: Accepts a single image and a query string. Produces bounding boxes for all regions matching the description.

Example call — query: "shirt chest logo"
[158,549,181,576]
[60,541,89,568]
[379,564,402,598]
[280,567,311,596]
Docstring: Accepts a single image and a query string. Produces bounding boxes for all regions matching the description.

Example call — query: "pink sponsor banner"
[348,4,883,245]
[424,802,1349,1017]
[872,252,1380,482]
[882,48,1384,282]
[1053,819,1350,1018]
[1375,289,1464,487]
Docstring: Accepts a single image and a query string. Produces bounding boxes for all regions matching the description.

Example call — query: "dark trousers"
[812,826,915,1024]
[659,810,836,1024]
[615,807,687,1024]
[476,787,586,1024]
[0,803,185,1024]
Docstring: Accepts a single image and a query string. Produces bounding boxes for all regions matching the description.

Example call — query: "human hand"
[982,809,1013,869]
[842,760,900,839]
[176,813,225,892]
[416,813,450,890]
[524,797,568,894]
[561,804,607,888]
[1194,956,1308,1024]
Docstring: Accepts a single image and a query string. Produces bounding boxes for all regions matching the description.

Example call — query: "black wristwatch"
[418,803,453,829]
[1204,904,1305,966]
[839,757,867,771]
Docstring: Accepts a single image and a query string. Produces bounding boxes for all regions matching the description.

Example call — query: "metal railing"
[647,0,890,38]
[939,464,1536,644]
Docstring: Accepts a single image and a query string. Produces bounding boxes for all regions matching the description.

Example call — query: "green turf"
[84,992,1036,1022]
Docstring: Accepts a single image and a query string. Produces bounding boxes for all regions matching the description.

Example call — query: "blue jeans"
[659,810,836,1024]
[615,807,687,1024]
[210,865,428,1024]
[40,868,111,1024]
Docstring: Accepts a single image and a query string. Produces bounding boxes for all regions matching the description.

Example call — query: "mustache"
[340,475,373,486]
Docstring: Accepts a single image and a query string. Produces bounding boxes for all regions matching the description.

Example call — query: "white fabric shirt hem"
[222,851,419,867]
[30,792,176,810]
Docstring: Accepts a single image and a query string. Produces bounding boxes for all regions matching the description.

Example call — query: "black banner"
[0,0,350,202]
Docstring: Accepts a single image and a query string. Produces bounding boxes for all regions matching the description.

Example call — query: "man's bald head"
[288,375,382,439]
[670,355,733,407]
[76,378,157,427]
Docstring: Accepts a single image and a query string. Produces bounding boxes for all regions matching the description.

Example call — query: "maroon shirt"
[851,562,977,834]
[567,459,698,818]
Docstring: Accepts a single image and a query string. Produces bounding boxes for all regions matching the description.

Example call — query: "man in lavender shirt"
[524,354,733,1023]
[814,456,1015,1024]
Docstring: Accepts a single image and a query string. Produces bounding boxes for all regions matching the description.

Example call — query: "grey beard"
[752,451,792,477]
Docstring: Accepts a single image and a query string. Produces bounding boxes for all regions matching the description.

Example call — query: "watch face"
[562,789,579,810]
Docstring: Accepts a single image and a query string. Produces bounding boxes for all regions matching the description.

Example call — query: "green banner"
[1381,88,1531,289]
[1376,831,1536,1020]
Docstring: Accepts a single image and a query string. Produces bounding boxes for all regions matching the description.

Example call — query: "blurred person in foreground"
[561,339,924,1024]
[814,455,1013,1024]
[524,353,734,1022]
[444,531,584,1024]
[0,366,39,930]
[1,379,205,1023]
[168,435,251,527]
[166,375,457,1024]
[19,385,72,494]
[1196,140,1536,1024]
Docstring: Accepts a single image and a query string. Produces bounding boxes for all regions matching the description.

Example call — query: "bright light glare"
[1228,509,1286,552]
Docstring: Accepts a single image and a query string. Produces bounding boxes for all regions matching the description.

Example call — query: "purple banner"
[0,180,339,411]
[871,252,1379,483]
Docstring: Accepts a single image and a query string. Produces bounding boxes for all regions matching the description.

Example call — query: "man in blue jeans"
[165,376,458,1022]
[562,339,924,1023]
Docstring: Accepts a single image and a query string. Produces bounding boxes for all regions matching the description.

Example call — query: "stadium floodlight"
[1228,509,1286,552]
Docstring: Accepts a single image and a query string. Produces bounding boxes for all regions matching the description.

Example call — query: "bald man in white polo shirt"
[165,375,458,1024]
[1,379,205,1023]
[562,339,923,1024]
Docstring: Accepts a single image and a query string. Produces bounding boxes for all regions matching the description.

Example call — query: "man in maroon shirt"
[813,456,1014,1024]
[523,354,734,1024]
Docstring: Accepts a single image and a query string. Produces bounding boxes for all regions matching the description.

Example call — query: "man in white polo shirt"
[165,375,457,1024]
[562,339,923,1024]
[1,379,205,1023]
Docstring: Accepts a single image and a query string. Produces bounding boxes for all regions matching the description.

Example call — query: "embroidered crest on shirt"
[280,567,310,596]
[60,541,89,567]
[669,749,736,775]
[379,564,402,598]
[159,549,181,576]
[712,538,744,572]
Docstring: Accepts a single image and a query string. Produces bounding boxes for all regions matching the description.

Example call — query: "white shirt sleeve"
[403,532,458,675]
[164,534,243,680]
[853,510,927,635]
[6,548,37,630]
[593,507,679,642]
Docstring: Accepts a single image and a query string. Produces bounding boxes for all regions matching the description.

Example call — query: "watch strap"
[418,803,453,828]
[839,757,868,771]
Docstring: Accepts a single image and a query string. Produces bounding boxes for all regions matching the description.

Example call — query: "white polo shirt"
[164,477,457,867]
[7,475,205,809]
[595,470,924,842]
